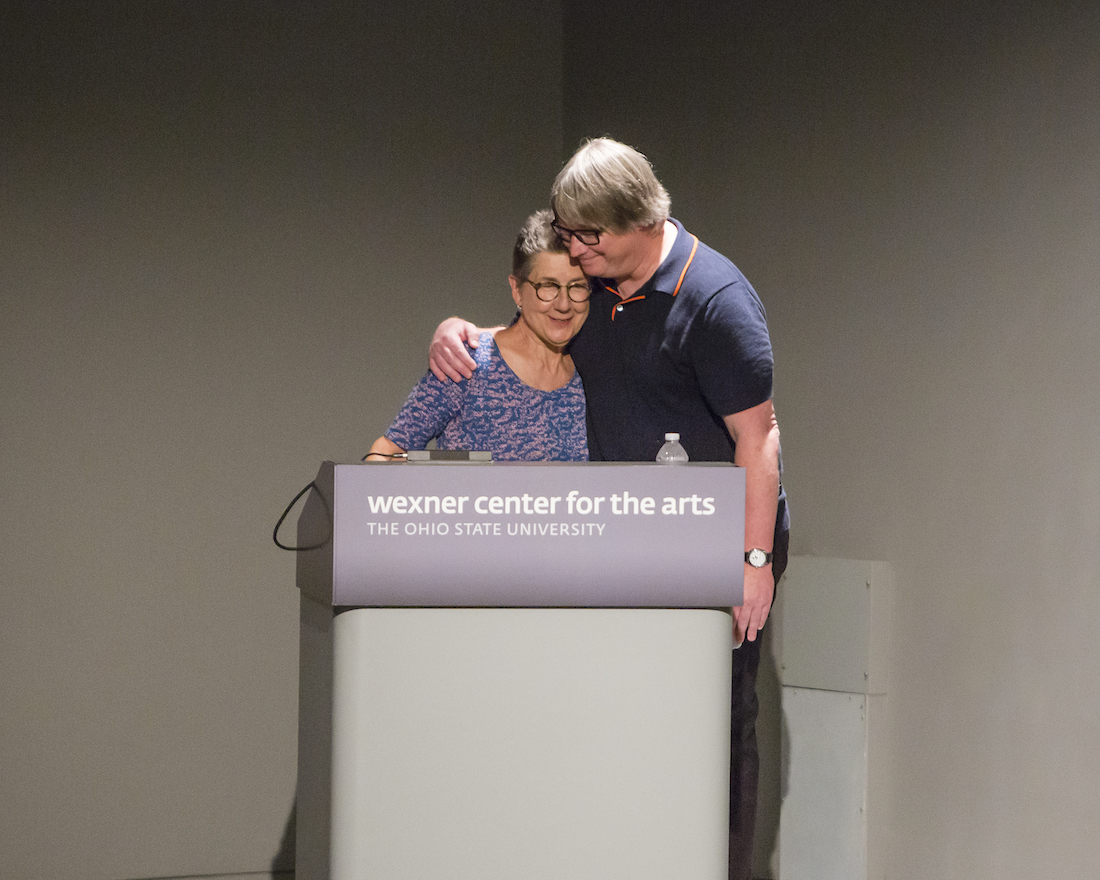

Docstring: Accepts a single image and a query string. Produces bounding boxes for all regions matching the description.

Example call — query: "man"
[430,137,789,880]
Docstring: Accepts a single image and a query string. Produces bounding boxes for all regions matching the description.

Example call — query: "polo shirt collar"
[640,217,691,297]
[591,217,692,298]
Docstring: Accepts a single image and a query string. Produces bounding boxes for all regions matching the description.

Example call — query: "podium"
[295,461,745,880]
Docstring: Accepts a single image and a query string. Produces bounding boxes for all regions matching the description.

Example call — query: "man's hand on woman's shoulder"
[429,317,491,382]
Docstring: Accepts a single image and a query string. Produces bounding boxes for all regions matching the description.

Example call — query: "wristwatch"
[744,548,773,568]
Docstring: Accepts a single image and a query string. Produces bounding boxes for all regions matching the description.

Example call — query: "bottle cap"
[665,432,679,441]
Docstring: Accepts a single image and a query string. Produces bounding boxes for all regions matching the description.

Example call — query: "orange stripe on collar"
[606,231,698,321]
[610,293,647,321]
[672,234,700,297]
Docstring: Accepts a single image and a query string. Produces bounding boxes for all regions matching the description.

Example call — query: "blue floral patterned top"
[385,333,588,461]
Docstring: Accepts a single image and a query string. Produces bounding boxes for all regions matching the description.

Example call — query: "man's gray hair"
[551,137,671,233]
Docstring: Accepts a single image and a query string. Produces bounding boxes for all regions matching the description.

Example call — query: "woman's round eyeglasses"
[524,278,591,303]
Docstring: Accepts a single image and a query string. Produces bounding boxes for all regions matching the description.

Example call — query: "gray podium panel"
[328,608,733,880]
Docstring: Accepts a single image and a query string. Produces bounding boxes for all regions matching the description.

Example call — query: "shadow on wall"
[272,799,295,876]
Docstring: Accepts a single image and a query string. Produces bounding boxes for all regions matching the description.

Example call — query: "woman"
[366,210,590,461]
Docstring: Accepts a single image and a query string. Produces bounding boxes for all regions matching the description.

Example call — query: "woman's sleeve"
[384,370,466,450]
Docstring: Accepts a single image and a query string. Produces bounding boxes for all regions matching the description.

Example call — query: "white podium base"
[328,607,733,880]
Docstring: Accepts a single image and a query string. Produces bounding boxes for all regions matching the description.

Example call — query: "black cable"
[272,480,332,552]
[275,450,406,551]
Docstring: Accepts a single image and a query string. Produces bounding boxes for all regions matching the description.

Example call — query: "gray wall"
[3,2,1099,879]
[0,4,561,879]
[563,1,1100,877]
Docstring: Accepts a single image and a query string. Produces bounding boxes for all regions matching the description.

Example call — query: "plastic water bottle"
[655,432,689,463]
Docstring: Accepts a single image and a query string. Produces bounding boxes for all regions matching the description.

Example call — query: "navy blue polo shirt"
[569,219,776,465]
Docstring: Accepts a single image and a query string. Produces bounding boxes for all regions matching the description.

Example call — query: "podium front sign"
[300,461,745,608]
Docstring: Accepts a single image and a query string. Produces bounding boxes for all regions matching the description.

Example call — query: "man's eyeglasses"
[551,220,602,246]
[524,278,591,303]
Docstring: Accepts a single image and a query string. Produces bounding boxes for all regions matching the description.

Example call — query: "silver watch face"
[747,548,768,568]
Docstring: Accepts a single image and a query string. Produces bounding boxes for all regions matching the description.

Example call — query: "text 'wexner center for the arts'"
[365,490,718,517]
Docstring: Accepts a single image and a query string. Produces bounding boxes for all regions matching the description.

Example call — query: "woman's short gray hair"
[550,137,671,233]
[512,208,568,278]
